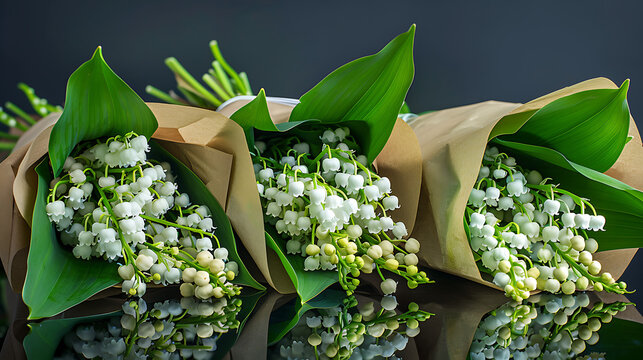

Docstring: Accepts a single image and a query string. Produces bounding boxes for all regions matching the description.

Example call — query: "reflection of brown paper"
[219,98,423,244]
[408,78,640,289]
[0,103,291,293]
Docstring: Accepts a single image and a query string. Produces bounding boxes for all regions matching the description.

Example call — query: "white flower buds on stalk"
[467,146,626,301]
[253,127,431,296]
[45,133,240,300]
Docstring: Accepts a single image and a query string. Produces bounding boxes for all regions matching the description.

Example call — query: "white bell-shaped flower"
[507,180,526,197]
[364,185,381,202]
[497,197,514,211]
[470,213,486,229]
[308,187,327,204]
[347,174,365,194]
[588,215,605,231]
[468,189,485,208]
[383,195,400,210]
[288,181,305,197]
[322,158,341,173]
[574,214,591,229]
[543,199,560,216]
[375,178,391,195]
[334,173,350,187]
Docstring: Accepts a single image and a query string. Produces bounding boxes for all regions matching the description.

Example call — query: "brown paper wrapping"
[408,78,641,290]
[0,103,292,294]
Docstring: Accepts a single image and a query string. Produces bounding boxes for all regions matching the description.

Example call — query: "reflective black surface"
[2,270,641,360]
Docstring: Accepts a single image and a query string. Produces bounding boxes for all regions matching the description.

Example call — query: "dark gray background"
[1,1,641,303]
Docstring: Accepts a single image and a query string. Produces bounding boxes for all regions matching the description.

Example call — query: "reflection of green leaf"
[23,291,264,360]
[495,138,643,250]
[48,47,157,176]
[213,290,265,360]
[586,317,643,358]
[24,312,118,359]
[150,142,263,290]
[289,25,416,163]
[23,161,121,320]
[492,81,630,172]
[267,288,345,345]
[265,230,337,304]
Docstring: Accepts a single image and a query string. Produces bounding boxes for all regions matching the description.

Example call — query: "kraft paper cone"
[408,78,640,290]
[218,98,423,293]
[0,103,290,293]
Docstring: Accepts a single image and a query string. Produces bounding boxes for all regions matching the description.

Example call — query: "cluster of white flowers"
[253,127,430,295]
[466,146,627,301]
[271,295,428,360]
[54,296,242,360]
[45,133,240,299]
[470,293,627,360]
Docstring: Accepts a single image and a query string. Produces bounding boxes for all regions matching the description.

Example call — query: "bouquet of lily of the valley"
[0,47,265,320]
[149,26,428,303]
[407,78,643,300]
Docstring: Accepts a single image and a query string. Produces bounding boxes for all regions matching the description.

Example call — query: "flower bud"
[405,238,420,253]
[194,271,210,287]
[380,278,397,294]
[118,264,135,280]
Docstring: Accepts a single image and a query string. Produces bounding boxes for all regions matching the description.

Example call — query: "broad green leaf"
[289,25,416,162]
[230,89,317,150]
[24,312,118,359]
[230,89,278,149]
[210,289,265,360]
[23,161,121,320]
[586,317,643,358]
[495,81,630,172]
[48,47,157,176]
[494,138,643,250]
[151,142,263,290]
[267,288,345,345]
[265,230,337,304]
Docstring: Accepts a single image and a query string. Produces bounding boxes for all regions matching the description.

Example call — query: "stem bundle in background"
[254,127,431,296]
[466,146,628,300]
[46,132,241,300]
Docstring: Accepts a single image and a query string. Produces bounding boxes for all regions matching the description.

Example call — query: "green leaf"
[289,25,416,162]
[23,160,121,320]
[586,317,643,358]
[265,230,337,304]
[24,311,118,359]
[230,89,316,150]
[494,138,643,250]
[267,288,345,345]
[150,142,263,290]
[48,47,158,176]
[495,81,630,172]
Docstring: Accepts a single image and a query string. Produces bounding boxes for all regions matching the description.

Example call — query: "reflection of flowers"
[470,293,629,360]
[55,296,241,359]
[254,128,430,296]
[46,132,240,299]
[270,295,430,359]
[466,146,628,301]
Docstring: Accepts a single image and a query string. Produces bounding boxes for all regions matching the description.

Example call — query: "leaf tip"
[620,79,630,93]
[408,23,417,35]
[92,46,104,60]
